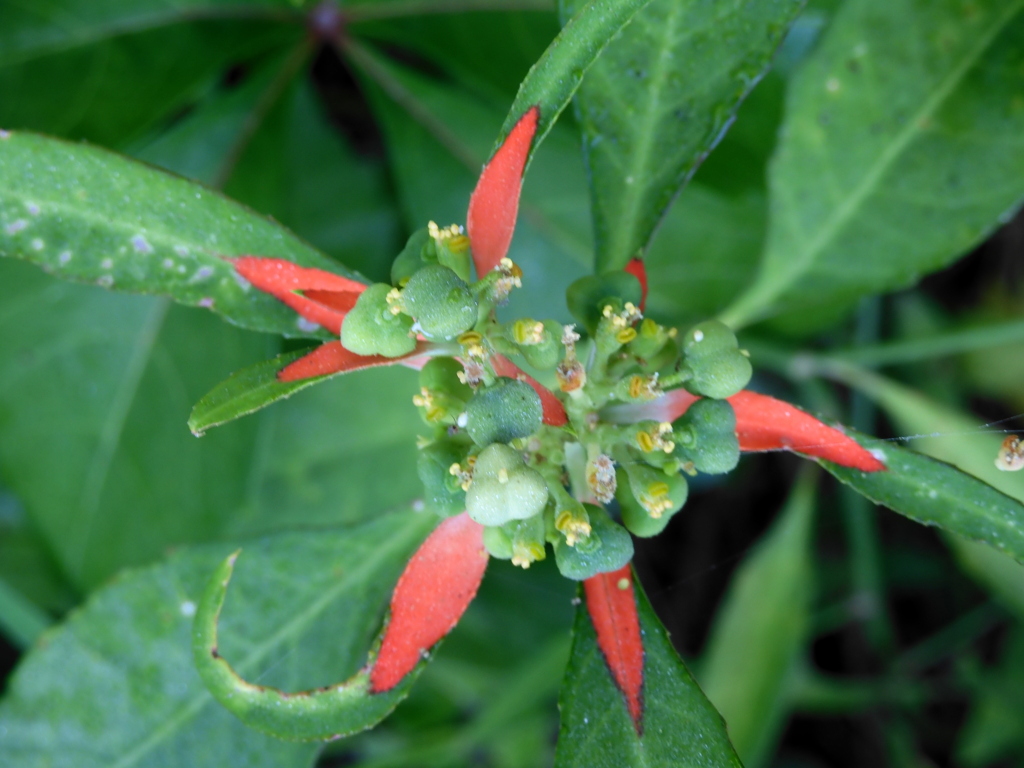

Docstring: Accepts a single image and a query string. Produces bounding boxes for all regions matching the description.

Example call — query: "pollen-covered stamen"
[412,387,447,423]
[601,301,642,345]
[586,452,617,504]
[449,457,476,491]
[458,359,486,387]
[491,257,523,304]
[635,422,675,454]
[555,508,592,547]
[557,323,587,393]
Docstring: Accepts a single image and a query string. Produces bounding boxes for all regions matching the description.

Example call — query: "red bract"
[233,257,365,336]
[370,513,488,693]
[583,565,644,731]
[656,388,886,472]
[277,340,430,382]
[466,107,540,277]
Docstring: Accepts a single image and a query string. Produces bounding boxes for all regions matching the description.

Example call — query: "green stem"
[841,298,895,655]
[0,575,52,649]
[212,39,313,189]
[894,600,1004,673]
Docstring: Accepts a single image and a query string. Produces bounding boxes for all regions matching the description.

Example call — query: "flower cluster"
[198,105,885,738]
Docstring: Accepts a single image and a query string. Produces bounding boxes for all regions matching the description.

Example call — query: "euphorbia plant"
[2,0,1024,765]
[187,99,885,747]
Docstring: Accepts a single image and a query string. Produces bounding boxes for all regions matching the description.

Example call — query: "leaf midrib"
[109,514,431,768]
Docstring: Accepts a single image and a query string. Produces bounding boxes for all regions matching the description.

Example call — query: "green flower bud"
[482,525,513,559]
[340,283,416,357]
[554,504,633,581]
[417,439,468,517]
[617,465,687,537]
[503,319,562,370]
[413,358,473,424]
[465,378,542,447]
[681,320,752,399]
[402,265,478,340]
[466,444,549,526]
[566,272,643,336]
[426,221,472,284]
[503,514,548,569]
[673,398,739,474]
[390,228,433,287]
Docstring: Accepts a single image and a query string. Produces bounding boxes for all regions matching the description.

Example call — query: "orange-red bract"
[659,389,886,472]
[466,107,540,277]
[370,513,489,693]
[277,341,429,382]
[491,353,568,426]
[233,257,366,335]
[583,565,644,731]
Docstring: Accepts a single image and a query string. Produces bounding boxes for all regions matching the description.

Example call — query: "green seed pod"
[417,439,468,517]
[681,320,752,399]
[466,444,549,526]
[554,504,634,581]
[465,378,542,447]
[340,283,416,357]
[482,525,514,559]
[402,265,478,340]
[673,398,739,474]
[617,465,687,537]
[390,228,433,287]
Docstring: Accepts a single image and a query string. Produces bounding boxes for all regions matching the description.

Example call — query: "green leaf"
[0,511,433,766]
[837,369,1024,617]
[0,6,299,147]
[722,0,1024,328]
[561,0,801,271]
[554,572,741,767]
[700,469,815,766]
[0,259,269,589]
[820,430,1024,566]
[495,0,656,165]
[0,131,357,337]
[187,349,317,435]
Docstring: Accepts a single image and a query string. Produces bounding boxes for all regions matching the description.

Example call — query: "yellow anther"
[412,387,433,408]
[498,257,523,279]
[616,327,638,344]
[628,373,661,401]
[497,468,509,484]
[429,221,470,253]
[617,578,630,590]
[449,458,475,491]
[457,330,482,345]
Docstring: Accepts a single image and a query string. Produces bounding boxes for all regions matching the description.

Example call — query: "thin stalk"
[835,317,1024,368]
[841,299,895,655]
